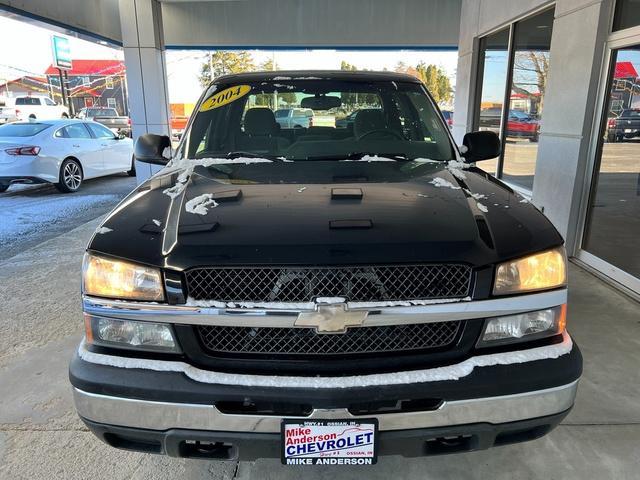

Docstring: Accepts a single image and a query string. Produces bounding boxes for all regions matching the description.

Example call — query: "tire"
[127,156,136,177]
[29,114,36,120]
[61,112,69,118]
[55,158,83,193]
[0,184,9,193]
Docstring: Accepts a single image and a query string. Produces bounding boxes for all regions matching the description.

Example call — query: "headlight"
[84,314,180,353]
[493,247,567,295]
[82,253,165,301]
[477,305,566,347]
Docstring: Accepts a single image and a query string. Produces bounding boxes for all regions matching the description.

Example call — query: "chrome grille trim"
[184,264,473,303]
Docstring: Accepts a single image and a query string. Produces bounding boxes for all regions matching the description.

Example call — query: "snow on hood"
[161,156,273,199]
[429,177,461,190]
[185,193,218,215]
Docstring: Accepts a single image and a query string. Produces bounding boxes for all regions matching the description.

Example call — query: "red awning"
[614,61,638,79]
[45,59,125,76]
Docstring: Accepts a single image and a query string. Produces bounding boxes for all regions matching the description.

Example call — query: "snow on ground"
[0,193,119,251]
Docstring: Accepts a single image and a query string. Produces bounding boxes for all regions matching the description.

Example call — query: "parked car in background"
[11,95,69,120]
[76,107,131,138]
[335,110,359,128]
[607,108,640,142]
[274,108,314,128]
[441,110,453,128]
[0,119,133,193]
[0,105,19,125]
[507,110,539,142]
[71,70,581,464]
[171,115,190,142]
[479,108,539,141]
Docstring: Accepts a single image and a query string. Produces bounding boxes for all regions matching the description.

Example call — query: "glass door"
[580,45,640,291]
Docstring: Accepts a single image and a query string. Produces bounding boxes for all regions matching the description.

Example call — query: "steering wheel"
[357,129,404,141]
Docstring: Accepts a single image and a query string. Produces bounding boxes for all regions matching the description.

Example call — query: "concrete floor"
[0,217,639,479]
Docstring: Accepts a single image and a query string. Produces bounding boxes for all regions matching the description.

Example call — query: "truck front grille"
[197,321,462,356]
[185,264,472,303]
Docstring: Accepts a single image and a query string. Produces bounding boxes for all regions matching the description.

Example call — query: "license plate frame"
[281,419,378,465]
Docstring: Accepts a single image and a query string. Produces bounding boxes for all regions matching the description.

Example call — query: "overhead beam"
[0,0,122,46]
[161,0,461,49]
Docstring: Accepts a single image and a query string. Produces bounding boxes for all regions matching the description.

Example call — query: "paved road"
[0,214,639,478]
[0,174,136,261]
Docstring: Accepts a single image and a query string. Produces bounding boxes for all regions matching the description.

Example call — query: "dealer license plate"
[281,419,378,465]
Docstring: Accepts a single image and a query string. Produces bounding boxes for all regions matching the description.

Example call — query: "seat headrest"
[244,108,278,136]
[353,109,386,138]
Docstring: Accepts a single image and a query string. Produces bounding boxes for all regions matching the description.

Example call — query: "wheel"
[127,156,136,176]
[29,114,36,120]
[0,183,9,193]
[61,112,69,118]
[55,158,83,193]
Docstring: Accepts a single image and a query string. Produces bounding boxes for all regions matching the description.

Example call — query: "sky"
[0,15,458,104]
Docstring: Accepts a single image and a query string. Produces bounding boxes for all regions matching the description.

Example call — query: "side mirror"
[462,131,501,162]
[134,133,171,166]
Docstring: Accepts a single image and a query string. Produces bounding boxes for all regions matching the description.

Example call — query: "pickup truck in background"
[606,108,640,142]
[274,108,314,128]
[76,107,132,137]
[12,96,69,121]
[0,105,19,124]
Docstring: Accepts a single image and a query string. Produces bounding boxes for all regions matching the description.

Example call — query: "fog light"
[85,314,180,353]
[477,305,566,347]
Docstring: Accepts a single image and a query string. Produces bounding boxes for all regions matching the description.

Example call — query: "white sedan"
[0,119,134,193]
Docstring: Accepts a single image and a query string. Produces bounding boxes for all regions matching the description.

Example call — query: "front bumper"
[81,408,572,460]
[70,335,581,459]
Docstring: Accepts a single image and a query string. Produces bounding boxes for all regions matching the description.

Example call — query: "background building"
[44,59,128,115]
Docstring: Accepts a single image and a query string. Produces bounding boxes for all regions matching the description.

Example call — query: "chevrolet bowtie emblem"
[295,303,368,333]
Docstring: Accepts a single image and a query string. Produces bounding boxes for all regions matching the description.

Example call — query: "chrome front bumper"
[73,381,578,434]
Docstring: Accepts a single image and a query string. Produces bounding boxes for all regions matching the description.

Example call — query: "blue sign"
[52,36,72,70]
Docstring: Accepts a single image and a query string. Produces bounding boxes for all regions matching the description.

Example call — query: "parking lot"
[0,199,638,479]
[0,174,136,261]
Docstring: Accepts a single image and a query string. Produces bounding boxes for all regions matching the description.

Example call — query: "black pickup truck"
[607,108,640,142]
[70,71,581,465]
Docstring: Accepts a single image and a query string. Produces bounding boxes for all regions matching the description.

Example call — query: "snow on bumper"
[77,332,573,389]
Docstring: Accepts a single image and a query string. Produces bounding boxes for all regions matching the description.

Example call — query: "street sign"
[52,35,72,70]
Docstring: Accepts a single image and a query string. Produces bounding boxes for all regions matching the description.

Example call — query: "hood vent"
[329,219,372,229]
[331,188,363,199]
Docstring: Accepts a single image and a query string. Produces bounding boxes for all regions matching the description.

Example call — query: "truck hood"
[89,162,563,271]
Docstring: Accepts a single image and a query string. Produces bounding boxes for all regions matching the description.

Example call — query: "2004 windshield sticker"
[199,85,251,111]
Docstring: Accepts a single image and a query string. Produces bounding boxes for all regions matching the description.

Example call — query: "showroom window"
[473,7,554,191]
[581,46,640,281]
[473,28,510,175]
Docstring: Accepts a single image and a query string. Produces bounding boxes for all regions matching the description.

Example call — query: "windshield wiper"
[225,151,283,161]
[304,152,411,161]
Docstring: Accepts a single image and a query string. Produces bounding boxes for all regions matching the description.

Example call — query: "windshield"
[0,123,51,137]
[182,79,454,162]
